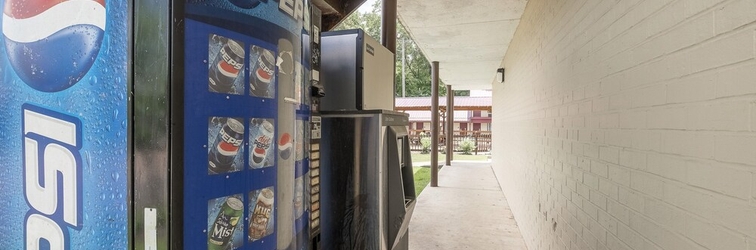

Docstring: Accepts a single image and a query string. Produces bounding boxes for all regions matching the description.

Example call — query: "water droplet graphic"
[85,151,92,170]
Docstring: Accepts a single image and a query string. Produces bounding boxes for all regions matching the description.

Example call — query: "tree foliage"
[333,1,469,97]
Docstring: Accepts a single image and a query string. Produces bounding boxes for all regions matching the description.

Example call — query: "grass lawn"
[410,153,489,195]
[410,152,489,164]
[413,167,432,196]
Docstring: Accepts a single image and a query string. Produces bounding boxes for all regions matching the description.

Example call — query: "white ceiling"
[398,0,528,90]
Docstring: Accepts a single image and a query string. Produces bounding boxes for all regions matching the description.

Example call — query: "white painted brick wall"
[492,0,756,249]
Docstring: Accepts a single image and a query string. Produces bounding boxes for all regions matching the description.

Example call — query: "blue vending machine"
[0,0,130,249]
[0,0,322,249]
[177,1,317,249]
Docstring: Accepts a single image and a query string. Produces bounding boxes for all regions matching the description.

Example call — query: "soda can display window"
[208,117,246,174]
[208,194,245,249]
[209,35,246,95]
[248,187,275,242]
[250,45,276,99]
[249,118,276,169]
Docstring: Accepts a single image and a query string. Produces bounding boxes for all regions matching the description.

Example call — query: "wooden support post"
[474,133,479,155]
[431,61,439,187]
[381,0,397,53]
[381,0,397,109]
[445,85,453,166]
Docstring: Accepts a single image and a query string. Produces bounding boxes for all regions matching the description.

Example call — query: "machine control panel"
[310,5,323,248]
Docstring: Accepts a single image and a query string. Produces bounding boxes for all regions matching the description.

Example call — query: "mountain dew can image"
[208,196,245,250]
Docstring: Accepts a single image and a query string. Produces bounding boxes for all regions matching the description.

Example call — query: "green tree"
[333,1,469,97]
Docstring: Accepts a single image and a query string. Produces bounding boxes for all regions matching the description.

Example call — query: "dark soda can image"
[249,187,275,241]
[209,34,245,94]
[250,45,276,98]
[208,117,245,174]
[249,118,275,169]
[208,195,244,250]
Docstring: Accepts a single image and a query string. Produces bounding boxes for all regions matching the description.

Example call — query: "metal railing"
[408,130,491,154]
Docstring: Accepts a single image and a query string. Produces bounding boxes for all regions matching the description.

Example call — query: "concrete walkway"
[408,162,527,250]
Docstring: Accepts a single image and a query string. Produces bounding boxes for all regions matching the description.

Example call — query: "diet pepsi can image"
[209,35,245,94]
[250,46,276,98]
[208,117,245,174]
[208,195,244,250]
[250,119,275,168]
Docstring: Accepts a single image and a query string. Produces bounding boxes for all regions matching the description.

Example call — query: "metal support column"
[381,0,397,54]
[431,61,439,187]
[450,91,454,162]
[445,85,453,166]
[381,0,397,109]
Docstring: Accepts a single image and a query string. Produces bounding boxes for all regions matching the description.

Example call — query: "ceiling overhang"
[398,0,528,90]
[312,0,367,30]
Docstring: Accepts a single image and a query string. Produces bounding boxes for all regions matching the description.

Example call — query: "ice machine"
[318,29,416,250]
[320,111,417,250]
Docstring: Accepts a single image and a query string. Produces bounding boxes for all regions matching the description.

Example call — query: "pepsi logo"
[229,0,267,9]
[3,0,106,92]
[278,133,292,160]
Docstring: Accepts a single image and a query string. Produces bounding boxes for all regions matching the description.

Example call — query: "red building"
[395,96,492,133]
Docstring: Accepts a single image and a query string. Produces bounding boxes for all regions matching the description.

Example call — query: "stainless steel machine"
[320,111,416,250]
[318,29,416,250]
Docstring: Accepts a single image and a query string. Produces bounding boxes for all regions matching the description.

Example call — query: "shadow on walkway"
[409,162,527,250]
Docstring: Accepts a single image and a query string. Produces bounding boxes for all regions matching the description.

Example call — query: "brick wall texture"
[492,0,756,249]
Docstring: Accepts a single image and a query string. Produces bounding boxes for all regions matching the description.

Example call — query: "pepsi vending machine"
[1,0,320,249]
[175,0,315,249]
[0,0,130,249]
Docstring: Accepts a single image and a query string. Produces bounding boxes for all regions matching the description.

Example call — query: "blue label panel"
[0,0,129,249]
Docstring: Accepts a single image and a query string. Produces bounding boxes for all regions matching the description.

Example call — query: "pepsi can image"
[209,35,245,94]
[209,117,245,174]
[250,46,276,98]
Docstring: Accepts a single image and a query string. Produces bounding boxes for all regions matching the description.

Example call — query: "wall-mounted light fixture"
[496,68,505,83]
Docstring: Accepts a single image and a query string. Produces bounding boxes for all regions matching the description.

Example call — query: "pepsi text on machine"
[2,0,108,248]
